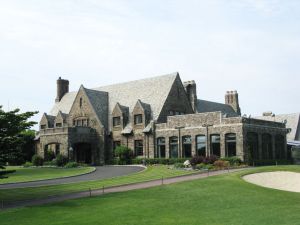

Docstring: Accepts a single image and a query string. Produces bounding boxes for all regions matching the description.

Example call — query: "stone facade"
[35,73,289,165]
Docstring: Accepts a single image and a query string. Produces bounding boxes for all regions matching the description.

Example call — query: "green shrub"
[221,156,242,166]
[115,146,133,165]
[65,162,79,168]
[55,154,69,167]
[44,150,55,162]
[195,163,206,170]
[32,154,44,166]
[173,163,185,169]
[213,160,230,169]
[23,161,33,167]
[78,163,88,167]
[43,160,57,166]
[108,157,193,165]
[204,164,214,170]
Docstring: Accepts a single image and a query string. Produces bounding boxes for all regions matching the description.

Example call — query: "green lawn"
[0,165,299,225]
[0,165,195,203]
[0,166,95,184]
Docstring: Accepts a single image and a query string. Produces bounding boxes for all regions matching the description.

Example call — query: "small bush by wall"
[221,156,242,166]
[55,154,68,167]
[65,162,79,168]
[32,154,44,166]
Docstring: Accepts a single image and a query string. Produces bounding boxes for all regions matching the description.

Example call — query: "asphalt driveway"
[0,166,145,189]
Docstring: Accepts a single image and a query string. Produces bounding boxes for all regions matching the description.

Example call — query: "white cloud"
[0,0,299,129]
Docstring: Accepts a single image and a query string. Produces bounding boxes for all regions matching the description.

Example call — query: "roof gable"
[197,99,238,117]
[84,87,108,129]
[49,72,178,129]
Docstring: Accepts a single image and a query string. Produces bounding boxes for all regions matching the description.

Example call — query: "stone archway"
[73,142,92,164]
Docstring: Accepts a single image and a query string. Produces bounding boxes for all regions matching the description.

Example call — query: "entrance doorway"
[74,143,92,164]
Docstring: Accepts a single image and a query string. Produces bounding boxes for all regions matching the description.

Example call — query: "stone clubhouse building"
[35,73,289,165]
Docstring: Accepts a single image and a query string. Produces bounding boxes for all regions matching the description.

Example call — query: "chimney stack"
[55,77,69,102]
[183,80,198,113]
[225,90,241,116]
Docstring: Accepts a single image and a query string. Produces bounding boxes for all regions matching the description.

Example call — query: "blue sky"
[0,0,299,128]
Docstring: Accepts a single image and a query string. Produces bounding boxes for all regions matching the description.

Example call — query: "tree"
[19,130,36,163]
[0,106,38,167]
[115,145,133,165]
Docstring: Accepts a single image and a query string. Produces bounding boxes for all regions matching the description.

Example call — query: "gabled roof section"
[114,102,129,115]
[48,73,178,129]
[94,73,177,120]
[256,113,300,141]
[44,113,55,123]
[84,87,109,129]
[49,72,177,116]
[56,110,68,121]
[137,99,151,114]
[197,99,238,117]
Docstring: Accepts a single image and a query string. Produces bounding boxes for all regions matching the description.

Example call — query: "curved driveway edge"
[0,166,145,189]
[0,167,97,187]
[2,167,248,210]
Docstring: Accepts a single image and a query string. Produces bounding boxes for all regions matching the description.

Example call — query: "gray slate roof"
[50,73,178,130]
[256,113,300,141]
[84,87,108,129]
[197,99,238,117]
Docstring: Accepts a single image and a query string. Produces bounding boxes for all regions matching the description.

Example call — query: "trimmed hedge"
[131,158,191,165]
[108,158,191,165]
[250,159,293,166]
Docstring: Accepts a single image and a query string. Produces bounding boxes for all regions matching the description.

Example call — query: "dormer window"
[56,123,62,128]
[40,125,46,129]
[113,116,121,127]
[134,114,143,125]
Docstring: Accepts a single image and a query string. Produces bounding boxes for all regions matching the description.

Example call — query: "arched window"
[262,134,272,159]
[225,133,236,157]
[169,136,178,158]
[246,132,259,161]
[196,135,206,156]
[182,136,192,158]
[275,135,285,159]
[156,137,166,158]
[210,134,220,157]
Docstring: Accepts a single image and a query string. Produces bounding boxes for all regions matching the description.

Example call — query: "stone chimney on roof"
[225,90,241,116]
[55,77,69,103]
[183,80,198,113]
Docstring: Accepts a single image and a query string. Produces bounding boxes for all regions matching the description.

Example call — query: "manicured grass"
[0,165,299,225]
[0,166,95,184]
[0,165,195,203]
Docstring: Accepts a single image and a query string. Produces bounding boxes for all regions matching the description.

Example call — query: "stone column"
[220,133,226,158]
[272,134,276,159]
[206,131,211,157]
[236,132,244,160]
[165,137,170,158]
[191,135,196,156]
[258,133,263,160]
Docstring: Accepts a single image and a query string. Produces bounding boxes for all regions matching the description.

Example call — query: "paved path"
[1,168,249,210]
[0,166,145,189]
